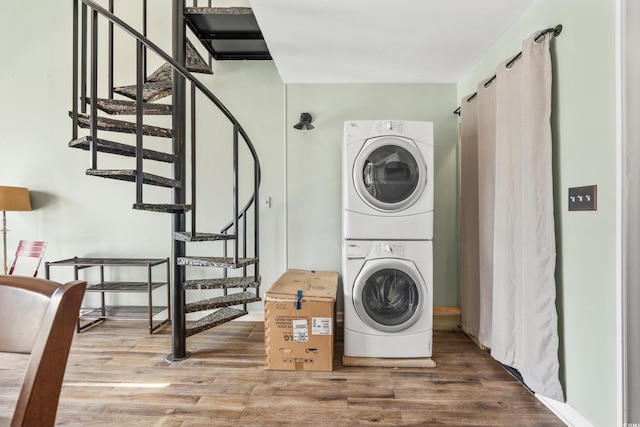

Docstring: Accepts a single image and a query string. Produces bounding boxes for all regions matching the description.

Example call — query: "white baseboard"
[536,395,595,427]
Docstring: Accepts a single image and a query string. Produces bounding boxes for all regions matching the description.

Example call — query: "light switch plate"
[261,196,271,208]
[568,185,597,211]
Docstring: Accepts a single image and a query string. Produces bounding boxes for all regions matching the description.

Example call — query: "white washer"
[343,240,433,358]
[343,120,434,240]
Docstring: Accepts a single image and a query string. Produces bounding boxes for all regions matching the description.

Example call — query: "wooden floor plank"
[0,320,564,426]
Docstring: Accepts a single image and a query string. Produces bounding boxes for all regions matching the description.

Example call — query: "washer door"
[353,137,427,212]
[353,259,426,333]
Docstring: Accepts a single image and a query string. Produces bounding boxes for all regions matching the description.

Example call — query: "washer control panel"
[346,241,407,259]
[375,120,404,134]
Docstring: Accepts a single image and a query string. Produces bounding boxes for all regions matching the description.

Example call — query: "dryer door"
[353,137,427,212]
[353,259,426,333]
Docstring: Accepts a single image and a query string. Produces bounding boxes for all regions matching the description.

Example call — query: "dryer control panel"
[374,242,405,257]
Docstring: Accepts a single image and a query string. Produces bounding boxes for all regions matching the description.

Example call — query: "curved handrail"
[79,0,261,224]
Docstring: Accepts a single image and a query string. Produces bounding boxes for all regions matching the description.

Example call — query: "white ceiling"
[249,0,536,84]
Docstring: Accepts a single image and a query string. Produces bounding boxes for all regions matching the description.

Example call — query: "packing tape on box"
[296,289,303,310]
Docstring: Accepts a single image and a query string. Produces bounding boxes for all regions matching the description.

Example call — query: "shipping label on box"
[264,269,338,371]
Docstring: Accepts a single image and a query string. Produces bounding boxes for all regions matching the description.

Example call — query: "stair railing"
[72,0,261,232]
[71,0,262,356]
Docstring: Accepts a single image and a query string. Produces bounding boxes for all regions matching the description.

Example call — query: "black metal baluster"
[142,0,148,81]
[80,2,88,114]
[242,214,247,277]
[90,7,98,170]
[190,82,197,235]
[254,161,260,284]
[233,125,239,266]
[135,40,144,204]
[72,0,79,140]
[108,0,114,99]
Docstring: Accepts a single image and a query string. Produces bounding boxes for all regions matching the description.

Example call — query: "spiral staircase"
[69,0,267,360]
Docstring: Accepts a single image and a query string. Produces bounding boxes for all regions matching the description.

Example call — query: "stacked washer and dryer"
[342,120,434,359]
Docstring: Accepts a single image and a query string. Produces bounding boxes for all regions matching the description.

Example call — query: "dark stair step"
[86,169,181,188]
[113,81,173,102]
[69,136,177,163]
[183,276,259,290]
[75,112,173,138]
[185,291,260,313]
[147,63,176,83]
[114,40,210,101]
[133,203,192,213]
[177,256,258,268]
[148,40,212,82]
[174,231,236,242]
[186,307,247,337]
[184,7,271,61]
[88,98,172,115]
[186,38,214,74]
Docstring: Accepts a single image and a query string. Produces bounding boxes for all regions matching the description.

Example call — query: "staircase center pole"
[167,0,189,362]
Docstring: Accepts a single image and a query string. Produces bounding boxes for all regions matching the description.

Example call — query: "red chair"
[0,275,86,427]
[8,240,46,277]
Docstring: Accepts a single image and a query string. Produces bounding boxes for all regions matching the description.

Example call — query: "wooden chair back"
[0,275,86,427]
[8,240,47,277]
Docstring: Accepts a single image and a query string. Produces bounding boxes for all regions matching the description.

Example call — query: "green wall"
[1,0,618,423]
[457,0,618,425]
[285,84,459,307]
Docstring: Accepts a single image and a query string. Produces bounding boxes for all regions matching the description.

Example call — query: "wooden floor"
[0,319,564,426]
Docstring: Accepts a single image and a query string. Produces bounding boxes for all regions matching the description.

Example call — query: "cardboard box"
[264,269,338,371]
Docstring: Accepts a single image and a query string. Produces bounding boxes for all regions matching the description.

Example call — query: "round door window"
[353,137,427,212]
[353,260,425,333]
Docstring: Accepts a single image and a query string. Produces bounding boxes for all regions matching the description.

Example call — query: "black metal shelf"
[86,282,167,292]
[80,305,168,319]
[45,257,171,334]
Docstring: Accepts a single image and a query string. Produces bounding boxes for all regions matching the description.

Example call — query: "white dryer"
[343,120,434,240]
[343,240,433,358]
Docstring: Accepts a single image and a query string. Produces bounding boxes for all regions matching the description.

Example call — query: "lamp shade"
[0,186,31,211]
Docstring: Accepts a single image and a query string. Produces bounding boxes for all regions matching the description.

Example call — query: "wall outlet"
[568,185,597,211]
[261,196,271,208]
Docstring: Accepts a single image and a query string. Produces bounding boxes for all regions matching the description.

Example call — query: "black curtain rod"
[453,24,563,116]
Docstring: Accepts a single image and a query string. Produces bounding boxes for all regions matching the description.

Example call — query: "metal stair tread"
[186,307,247,337]
[148,41,212,82]
[185,291,260,313]
[185,6,255,14]
[174,231,236,242]
[74,112,173,138]
[88,97,172,115]
[113,81,173,102]
[183,276,259,290]
[177,256,258,268]
[69,136,177,163]
[86,169,181,188]
[133,203,192,213]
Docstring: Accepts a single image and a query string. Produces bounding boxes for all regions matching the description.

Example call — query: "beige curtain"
[476,77,497,348]
[459,93,480,340]
[459,31,563,401]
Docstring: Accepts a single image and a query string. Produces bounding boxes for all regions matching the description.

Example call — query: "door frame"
[619,0,638,423]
